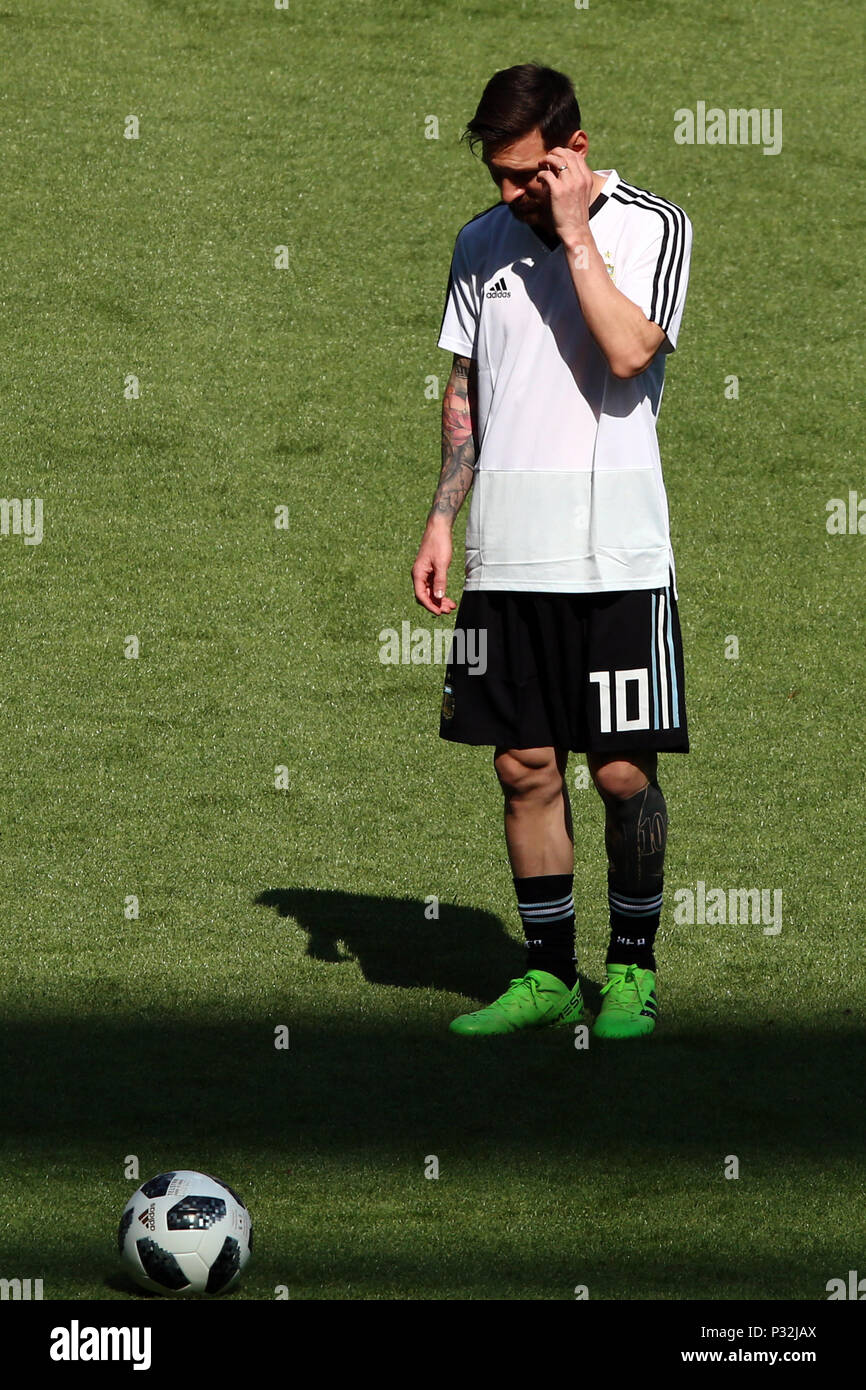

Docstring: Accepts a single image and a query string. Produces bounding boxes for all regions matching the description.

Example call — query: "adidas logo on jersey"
[485,277,511,298]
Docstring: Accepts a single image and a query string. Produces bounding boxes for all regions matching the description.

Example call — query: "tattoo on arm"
[429,355,477,520]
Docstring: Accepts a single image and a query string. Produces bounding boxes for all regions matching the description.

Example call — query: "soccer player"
[411,64,693,1039]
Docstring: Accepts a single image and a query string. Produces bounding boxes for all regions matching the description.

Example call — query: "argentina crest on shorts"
[441,679,455,722]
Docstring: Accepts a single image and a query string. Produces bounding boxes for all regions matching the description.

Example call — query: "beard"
[508,198,549,228]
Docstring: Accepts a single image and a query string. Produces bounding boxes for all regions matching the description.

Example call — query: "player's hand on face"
[536,146,594,243]
[411,529,457,615]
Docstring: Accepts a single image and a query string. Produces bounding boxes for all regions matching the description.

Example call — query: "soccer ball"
[118,1170,253,1296]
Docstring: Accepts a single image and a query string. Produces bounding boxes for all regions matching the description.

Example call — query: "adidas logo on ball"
[118,1170,253,1296]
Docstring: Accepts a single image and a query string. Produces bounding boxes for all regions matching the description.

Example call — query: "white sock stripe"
[517,893,573,911]
[609,895,664,908]
[519,903,575,921]
[609,891,664,907]
[609,904,663,917]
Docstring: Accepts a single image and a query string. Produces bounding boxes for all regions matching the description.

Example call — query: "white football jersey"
[437,169,692,595]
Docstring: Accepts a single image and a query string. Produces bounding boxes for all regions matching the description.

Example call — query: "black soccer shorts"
[438,576,689,753]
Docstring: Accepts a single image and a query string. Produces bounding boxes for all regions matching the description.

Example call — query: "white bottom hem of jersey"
[462,576,673,593]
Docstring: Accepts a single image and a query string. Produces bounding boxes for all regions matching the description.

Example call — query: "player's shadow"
[254,886,599,1007]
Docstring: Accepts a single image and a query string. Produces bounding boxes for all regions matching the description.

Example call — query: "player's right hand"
[411,523,457,615]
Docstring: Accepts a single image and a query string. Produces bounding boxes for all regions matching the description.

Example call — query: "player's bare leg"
[588,749,665,1038]
[494,745,573,878]
[587,749,656,802]
[448,745,582,1034]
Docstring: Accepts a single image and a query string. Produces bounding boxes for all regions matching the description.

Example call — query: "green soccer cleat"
[592,964,658,1039]
[449,969,584,1036]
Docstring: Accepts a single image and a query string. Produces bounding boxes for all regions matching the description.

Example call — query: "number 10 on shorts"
[589,668,650,733]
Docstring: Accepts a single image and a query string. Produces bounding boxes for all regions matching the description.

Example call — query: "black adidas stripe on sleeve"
[612,183,687,333]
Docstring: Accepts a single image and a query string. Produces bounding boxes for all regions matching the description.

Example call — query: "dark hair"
[463,64,582,157]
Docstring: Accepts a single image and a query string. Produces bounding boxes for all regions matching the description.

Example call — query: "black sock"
[514,873,577,989]
[604,778,667,971]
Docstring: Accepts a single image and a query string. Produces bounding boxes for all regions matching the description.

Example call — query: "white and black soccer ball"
[118,1170,252,1295]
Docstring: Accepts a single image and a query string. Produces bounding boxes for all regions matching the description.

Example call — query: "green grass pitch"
[0,0,863,1300]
